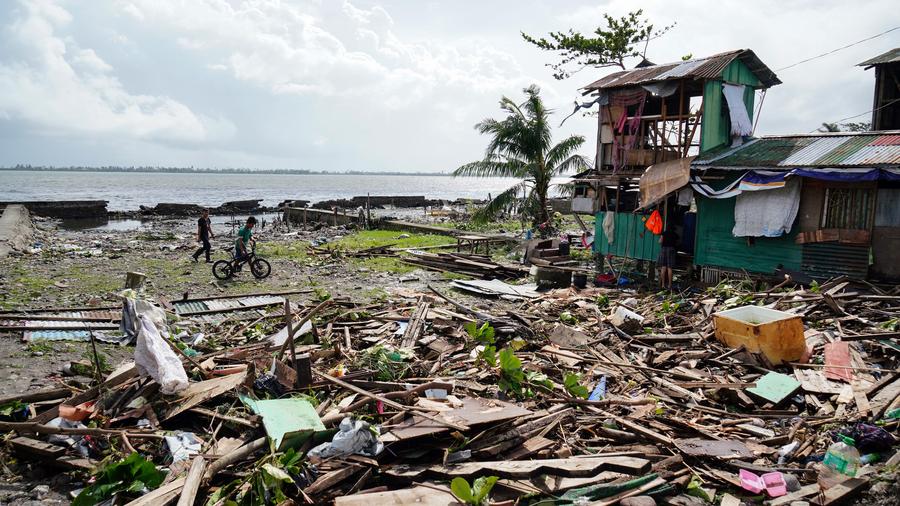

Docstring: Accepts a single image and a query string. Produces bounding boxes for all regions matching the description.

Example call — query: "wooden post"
[677,82,685,154]
[284,300,297,384]
[86,325,102,385]
[333,207,338,226]
[177,456,207,506]
[303,208,307,227]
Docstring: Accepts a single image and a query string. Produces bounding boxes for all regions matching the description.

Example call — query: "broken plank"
[384,456,651,480]
[335,484,456,506]
[304,465,362,496]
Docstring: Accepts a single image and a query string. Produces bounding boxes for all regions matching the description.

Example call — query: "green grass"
[332,229,452,250]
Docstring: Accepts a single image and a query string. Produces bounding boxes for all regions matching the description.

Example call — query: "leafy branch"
[522,9,674,79]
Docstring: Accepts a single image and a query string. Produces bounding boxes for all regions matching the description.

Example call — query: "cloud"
[119,0,533,109]
[0,0,234,144]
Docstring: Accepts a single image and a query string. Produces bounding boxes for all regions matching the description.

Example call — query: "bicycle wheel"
[212,260,234,280]
[251,258,271,279]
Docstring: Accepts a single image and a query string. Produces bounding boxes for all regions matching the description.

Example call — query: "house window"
[821,187,875,230]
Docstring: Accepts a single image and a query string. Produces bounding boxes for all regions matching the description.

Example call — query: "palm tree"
[454,85,589,227]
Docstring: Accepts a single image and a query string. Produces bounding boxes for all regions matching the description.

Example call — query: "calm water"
[0,170,541,211]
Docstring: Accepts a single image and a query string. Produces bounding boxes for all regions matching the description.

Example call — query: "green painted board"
[747,372,801,404]
[693,192,802,274]
[242,396,326,451]
[594,211,661,262]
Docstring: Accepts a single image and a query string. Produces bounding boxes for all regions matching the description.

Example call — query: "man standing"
[192,209,214,263]
[657,227,678,290]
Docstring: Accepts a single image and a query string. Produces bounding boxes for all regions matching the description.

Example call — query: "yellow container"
[713,306,805,364]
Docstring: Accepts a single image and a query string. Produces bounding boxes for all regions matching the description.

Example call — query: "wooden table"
[456,235,492,255]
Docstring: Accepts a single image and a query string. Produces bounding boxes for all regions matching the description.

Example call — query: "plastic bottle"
[817,435,861,489]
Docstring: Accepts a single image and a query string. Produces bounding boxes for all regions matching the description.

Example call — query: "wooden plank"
[9,436,64,459]
[162,371,248,420]
[769,484,819,506]
[504,436,555,460]
[335,485,456,506]
[384,456,651,480]
[869,376,900,418]
[176,456,207,506]
[304,465,361,496]
[813,477,869,505]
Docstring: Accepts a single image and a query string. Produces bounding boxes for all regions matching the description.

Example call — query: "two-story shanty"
[574,48,900,282]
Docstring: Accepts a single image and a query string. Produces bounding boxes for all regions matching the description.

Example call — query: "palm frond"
[553,154,590,176]
[453,158,528,178]
[471,182,528,224]
[544,135,586,170]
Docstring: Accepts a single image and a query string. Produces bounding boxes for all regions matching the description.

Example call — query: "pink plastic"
[739,469,787,497]
[739,469,765,494]
[761,472,787,497]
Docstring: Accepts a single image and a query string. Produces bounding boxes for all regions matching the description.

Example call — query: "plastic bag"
[308,418,383,462]
[644,210,663,235]
[134,314,188,395]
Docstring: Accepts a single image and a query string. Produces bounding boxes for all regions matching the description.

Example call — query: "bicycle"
[212,242,271,280]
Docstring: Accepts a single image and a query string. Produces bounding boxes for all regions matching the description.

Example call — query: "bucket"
[559,242,570,256]
[572,273,587,289]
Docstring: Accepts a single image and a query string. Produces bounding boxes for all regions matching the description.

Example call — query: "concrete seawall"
[0,205,34,258]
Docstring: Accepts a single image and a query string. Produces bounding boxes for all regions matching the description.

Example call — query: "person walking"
[192,209,214,263]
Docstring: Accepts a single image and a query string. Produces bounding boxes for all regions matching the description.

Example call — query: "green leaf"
[451,477,476,504]
[481,323,495,344]
[464,322,477,338]
[480,345,497,367]
[472,476,499,503]
[508,337,527,351]
[564,373,590,399]
[261,463,292,482]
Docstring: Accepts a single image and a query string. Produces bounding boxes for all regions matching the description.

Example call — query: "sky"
[0,0,898,172]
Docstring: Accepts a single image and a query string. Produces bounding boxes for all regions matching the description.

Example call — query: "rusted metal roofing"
[858,48,900,68]
[693,131,900,168]
[583,49,781,92]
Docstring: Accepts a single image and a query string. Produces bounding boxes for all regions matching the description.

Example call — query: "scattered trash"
[308,418,384,462]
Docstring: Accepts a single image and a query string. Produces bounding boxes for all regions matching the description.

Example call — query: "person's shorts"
[658,246,676,267]
[235,246,245,260]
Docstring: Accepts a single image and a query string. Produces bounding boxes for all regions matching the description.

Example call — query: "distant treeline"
[1,165,450,176]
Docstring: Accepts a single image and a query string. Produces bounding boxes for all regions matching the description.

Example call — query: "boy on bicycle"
[233,216,257,270]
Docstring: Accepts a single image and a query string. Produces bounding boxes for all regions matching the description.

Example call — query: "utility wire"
[775,26,900,72]
[811,97,900,132]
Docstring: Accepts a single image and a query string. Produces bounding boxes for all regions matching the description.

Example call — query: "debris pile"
[0,274,898,505]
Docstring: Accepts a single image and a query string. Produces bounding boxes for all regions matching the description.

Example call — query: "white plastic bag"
[134,314,188,395]
[308,418,383,462]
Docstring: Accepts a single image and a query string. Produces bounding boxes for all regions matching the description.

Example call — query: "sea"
[0,170,551,211]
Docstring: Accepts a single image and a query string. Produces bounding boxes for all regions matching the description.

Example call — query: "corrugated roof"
[583,49,781,92]
[858,48,900,68]
[694,131,900,168]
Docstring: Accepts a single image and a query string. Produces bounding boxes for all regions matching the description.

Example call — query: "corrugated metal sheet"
[780,137,852,166]
[869,134,900,146]
[239,296,284,307]
[583,49,780,92]
[858,48,900,67]
[694,132,900,168]
[801,243,869,280]
[205,299,244,311]
[25,330,90,341]
[842,145,900,165]
[175,301,208,314]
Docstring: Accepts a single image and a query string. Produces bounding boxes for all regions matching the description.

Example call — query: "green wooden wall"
[700,60,760,152]
[594,211,661,261]
[693,195,802,274]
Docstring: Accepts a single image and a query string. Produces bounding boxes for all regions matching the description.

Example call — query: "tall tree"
[522,10,673,80]
[454,85,589,226]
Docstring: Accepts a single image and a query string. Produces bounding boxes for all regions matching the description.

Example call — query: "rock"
[30,485,50,499]
[620,496,656,506]
[783,473,801,492]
